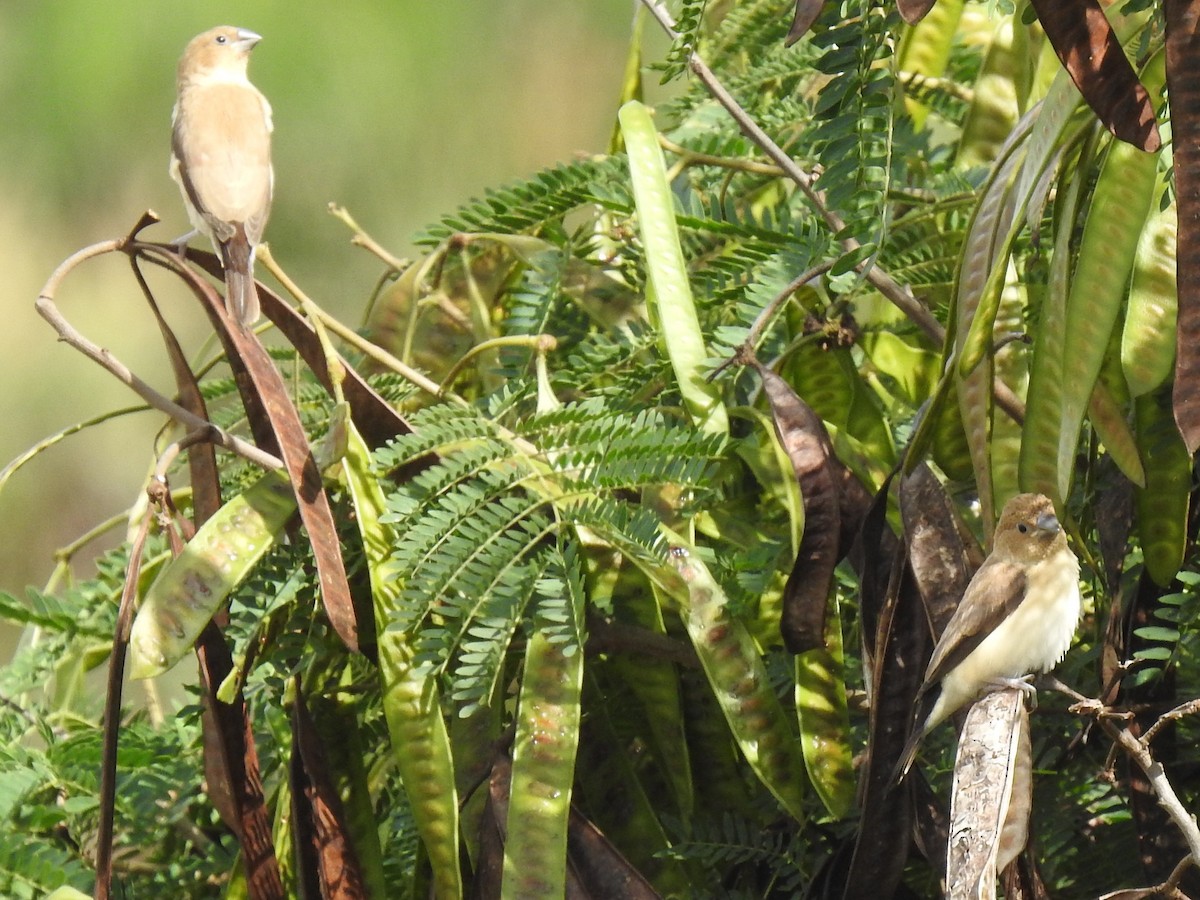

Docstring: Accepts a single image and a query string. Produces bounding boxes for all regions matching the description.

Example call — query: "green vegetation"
[1,1,1197,897]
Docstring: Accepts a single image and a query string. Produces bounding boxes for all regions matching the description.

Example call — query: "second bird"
[171,26,273,327]
[893,492,1082,781]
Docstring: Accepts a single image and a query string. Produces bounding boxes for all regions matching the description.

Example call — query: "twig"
[658,135,787,177]
[1059,681,1200,868]
[711,260,838,380]
[95,507,154,900]
[301,302,450,400]
[1142,698,1200,746]
[328,203,409,273]
[35,240,282,472]
[1099,718,1200,865]
[438,334,557,396]
[258,245,347,404]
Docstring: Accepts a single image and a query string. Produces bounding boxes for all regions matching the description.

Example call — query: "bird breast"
[937,548,1081,716]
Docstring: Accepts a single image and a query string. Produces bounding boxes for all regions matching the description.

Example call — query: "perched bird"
[170,26,273,326]
[893,492,1081,781]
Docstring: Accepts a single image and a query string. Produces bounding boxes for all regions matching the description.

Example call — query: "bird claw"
[988,675,1037,710]
[170,230,198,259]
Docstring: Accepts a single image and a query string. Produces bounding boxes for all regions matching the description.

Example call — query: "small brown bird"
[170,26,273,326]
[893,492,1081,781]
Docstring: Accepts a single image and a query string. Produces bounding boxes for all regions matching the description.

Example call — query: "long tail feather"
[221,233,260,326]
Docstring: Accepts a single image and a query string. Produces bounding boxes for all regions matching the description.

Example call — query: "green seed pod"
[666,543,807,821]
[129,470,295,680]
[340,417,463,899]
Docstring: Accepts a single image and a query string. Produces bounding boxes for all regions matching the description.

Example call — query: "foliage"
[2,0,1199,898]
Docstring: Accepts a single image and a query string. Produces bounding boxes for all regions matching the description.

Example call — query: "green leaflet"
[127,470,295,680]
[502,550,585,900]
[665,539,806,822]
[619,100,729,438]
[340,415,463,900]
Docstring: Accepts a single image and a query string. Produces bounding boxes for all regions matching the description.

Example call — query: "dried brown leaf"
[1031,0,1161,151]
[754,362,841,653]
[1167,0,1200,451]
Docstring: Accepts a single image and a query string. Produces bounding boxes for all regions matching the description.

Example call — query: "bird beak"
[236,29,262,50]
[1036,512,1060,534]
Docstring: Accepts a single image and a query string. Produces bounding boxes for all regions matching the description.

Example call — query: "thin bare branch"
[1057,681,1200,868]
[35,240,282,471]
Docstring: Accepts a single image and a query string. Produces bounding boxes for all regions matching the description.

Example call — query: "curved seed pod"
[1031,0,1161,151]
[990,266,1028,507]
[1092,319,1146,488]
[502,566,585,900]
[953,141,1026,528]
[959,69,1089,380]
[1057,134,1160,500]
[755,362,841,654]
[1122,197,1178,398]
[783,342,895,475]
[340,418,463,899]
[1135,391,1191,587]
[608,583,694,819]
[679,661,754,814]
[619,100,729,438]
[786,0,826,44]
[666,542,807,821]
[128,470,295,680]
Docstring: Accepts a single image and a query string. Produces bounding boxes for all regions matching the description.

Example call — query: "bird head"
[992,493,1068,563]
[178,26,262,85]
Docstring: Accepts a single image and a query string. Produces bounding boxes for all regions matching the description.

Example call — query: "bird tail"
[889,724,927,788]
[888,688,939,788]
[221,232,260,327]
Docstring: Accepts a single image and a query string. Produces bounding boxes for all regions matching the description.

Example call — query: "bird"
[892,492,1081,782]
[170,26,273,327]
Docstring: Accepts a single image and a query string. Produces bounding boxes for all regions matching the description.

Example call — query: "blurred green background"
[0,2,666,597]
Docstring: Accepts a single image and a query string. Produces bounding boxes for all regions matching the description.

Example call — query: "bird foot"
[988,675,1037,710]
[170,230,198,258]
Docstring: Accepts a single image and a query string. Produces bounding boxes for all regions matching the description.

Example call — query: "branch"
[1059,682,1200,868]
[35,238,282,472]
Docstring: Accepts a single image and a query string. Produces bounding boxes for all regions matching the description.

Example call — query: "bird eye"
[215,35,227,44]
[1016,523,1029,534]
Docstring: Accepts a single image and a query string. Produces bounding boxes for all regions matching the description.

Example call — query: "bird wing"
[918,558,1027,693]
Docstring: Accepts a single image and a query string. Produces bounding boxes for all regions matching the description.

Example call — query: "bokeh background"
[0,2,669,600]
